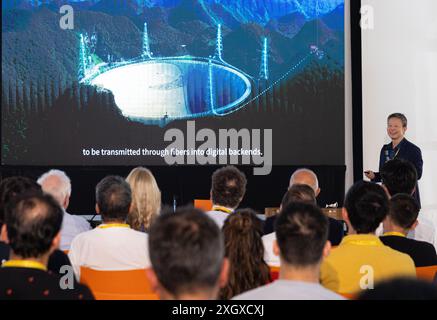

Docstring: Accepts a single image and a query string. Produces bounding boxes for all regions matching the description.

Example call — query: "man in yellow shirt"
[320,181,416,295]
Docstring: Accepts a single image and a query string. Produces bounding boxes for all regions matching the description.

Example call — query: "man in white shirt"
[234,202,343,300]
[206,166,247,228]
[263,169,344,267]
[68,176,150,279]
[37,170,90,251]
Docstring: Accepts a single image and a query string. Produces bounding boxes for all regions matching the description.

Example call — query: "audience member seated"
[206,166,247,228]
[220,209,270,299]
[125,167,161,233]
[358,278,437,300]
[320,181,416,294]
[0,193,93,300]
[68,176,150,279]
[0,177,71,274]
[37,170,91,251]
[380,159,436,247]
[381,194,437,267]
[263,184,319,267]
[147,207,228,300]
[234,202,343,300]
[263,168,344,246]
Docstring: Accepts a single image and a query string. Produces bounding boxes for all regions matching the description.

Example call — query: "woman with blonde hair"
[126,167,161,232]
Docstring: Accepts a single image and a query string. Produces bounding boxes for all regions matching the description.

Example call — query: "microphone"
[173,195,177,212]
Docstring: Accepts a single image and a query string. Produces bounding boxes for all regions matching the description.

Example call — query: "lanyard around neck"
[345,235,381,246]
[98,223,130,229]
[212,206,233,214]
[383,231,406,238]
[2,260,47,271]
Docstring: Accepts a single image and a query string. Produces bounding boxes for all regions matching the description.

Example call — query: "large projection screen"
[2,0,345,174]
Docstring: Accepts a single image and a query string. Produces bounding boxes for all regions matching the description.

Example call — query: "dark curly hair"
[149,207,224,297]
[96,175,132,221]
[344,181,389,234]
[5,193,63,258]
[276,202,328,266]
[381,159,417,196]
[0,176,42,224]
[388,193,420,229]
[211,166,247,209]
[281,184,317,208]
[220,209,270,299]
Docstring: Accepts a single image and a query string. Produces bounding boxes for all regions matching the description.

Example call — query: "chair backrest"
[416,265,437,282]
[80,267,158,300]
[194,199,213,211]
[339,292,356,300]
[269,266,280,281]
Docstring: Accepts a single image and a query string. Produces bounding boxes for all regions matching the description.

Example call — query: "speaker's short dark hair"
[381,159,417,196]
[275,202,328,267]
[148,207,224,296]
[211,166,246,208]
[5,193,63,258]
[387,113,408,128]
[388,194,420,229]
[281,184,317,208]
[0,176,42,224]
[344,181,389,234]
[96,176,132,221]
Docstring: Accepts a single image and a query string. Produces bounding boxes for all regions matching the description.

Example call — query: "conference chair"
[416,265,437,282]
[194,199,213,211]
[269,266,280,281]
[339,292,356,300]
[80,267,158,300]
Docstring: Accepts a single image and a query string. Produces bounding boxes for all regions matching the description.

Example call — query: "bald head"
[289,168,320,197]
[37,170,71,210]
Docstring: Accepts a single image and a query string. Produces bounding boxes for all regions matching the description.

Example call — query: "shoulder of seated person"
[130,228,148,236]
[69,213,91,224]
[69,228,94,244]
[413,239,437,251]
[384,245,416,260]
[262,232,276,240]
[328,217,343,226]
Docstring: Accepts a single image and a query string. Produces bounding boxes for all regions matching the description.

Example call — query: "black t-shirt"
[0,241,71,274]
[0,267,94,300]
[380,235,437,267]
[0,241,9,263]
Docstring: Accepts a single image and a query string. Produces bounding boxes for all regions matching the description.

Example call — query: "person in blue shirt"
[365,113,423,206]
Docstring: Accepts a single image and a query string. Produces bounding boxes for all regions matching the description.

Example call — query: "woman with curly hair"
[220,209,271,299]
[126,167,161,232]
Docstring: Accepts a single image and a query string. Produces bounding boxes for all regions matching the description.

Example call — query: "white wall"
[361,0,437,222]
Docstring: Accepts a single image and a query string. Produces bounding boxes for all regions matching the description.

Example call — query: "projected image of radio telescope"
[90,62,186,119]
[80,24,252,126]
